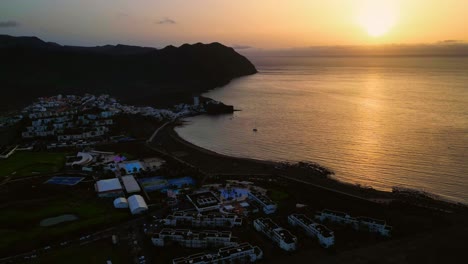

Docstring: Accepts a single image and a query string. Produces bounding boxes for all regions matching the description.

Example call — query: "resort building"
[128,194,148,215]
[121,175,141,193]
[95,178,124,197]
[288,214,334,248]
[315,209,392,237]
[172,242,263,264]
[152,229,237,249]
[113,197,129,208]
[163,211,242,228]
[187,192,221,212]
[355,216,392,237]
[253,218,297,251]
[248,191,277,214]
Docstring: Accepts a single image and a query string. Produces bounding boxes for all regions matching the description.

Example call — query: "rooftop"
[187,192,220,209]
[96,178,122,193]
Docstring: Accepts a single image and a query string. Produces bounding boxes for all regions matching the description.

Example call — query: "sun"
[357,1,398,37]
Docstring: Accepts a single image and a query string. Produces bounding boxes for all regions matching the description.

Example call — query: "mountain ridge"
[0,35,257,110]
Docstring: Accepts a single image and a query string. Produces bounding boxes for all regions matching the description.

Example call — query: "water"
[176,56,468,204]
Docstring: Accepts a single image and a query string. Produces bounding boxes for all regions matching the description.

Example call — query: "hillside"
[0,35,257,110]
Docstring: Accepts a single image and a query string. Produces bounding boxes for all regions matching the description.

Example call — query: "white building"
[113,197,129,208]
[172,242,263,264]
[152,229,237,249]
[187,192,221,212]
[288,214,334,248]
[253,218,297,251]
[248,191,277,214]
[356,216,392,237]
[95,178,124,197]
[163,211,242,228]
[121,175,141,193]
[315,209,392,237]
[128,194,148,215]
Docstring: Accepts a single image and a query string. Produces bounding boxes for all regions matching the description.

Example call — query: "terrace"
[187,192,221,212]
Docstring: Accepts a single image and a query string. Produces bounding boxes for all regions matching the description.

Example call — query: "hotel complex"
[187,192,221,212]
[162,211,243,228]
[315,209,392,236]
[288,214,334,248]
[152,229,237,248]
[172,242,263,264]
[248,191,277,214]
[253,218,297,251]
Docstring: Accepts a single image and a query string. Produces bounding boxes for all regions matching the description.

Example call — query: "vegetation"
[0,151,66,178]
[0,196,129,252]
[268,189,289,202]
[36,239,131,264]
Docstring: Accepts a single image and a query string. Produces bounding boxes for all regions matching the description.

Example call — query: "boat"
[253,128,258,132]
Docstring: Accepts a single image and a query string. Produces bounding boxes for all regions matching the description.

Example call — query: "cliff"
[0,35,257,110]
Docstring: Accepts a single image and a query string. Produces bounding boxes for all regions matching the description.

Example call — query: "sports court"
[45,176,85,186]
[138,176,195,192]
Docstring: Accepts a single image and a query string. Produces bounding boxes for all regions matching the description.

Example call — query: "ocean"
[176,56,468,204]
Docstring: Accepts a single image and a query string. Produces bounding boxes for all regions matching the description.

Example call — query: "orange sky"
[0,0,467,48]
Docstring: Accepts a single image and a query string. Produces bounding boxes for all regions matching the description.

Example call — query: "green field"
[35,239,131,264]
[0,151,66,178]
[0,196,129,252]
[269,189,289,201]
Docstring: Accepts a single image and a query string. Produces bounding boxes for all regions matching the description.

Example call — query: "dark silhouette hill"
[0,35,257,110]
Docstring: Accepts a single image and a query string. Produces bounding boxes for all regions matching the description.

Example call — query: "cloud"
[0,20,19,28]
[438,39,463,44]
[232,44,253,50]
[116,12,129,18]
[156,18,176,25]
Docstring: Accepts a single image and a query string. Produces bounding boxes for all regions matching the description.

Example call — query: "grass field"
[34,239,131,264]
[269,189,289,201]
[0,151,66,178]
[0,195,129,253]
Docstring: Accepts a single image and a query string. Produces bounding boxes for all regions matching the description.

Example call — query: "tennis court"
[45,176,85,186]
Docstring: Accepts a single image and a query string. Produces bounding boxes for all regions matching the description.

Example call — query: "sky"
[0,0,467,49]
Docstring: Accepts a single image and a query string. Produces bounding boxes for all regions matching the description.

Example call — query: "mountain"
[0,35,257,110]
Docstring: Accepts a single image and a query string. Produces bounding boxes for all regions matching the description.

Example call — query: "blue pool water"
[219,188,249,200]
[45,176,85,186]
[138,176,195,192]
[122,162,143,173]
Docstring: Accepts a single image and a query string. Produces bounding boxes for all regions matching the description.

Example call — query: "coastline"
[148,120,467,211]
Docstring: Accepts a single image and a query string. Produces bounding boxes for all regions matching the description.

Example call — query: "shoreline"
[148,120,467,211]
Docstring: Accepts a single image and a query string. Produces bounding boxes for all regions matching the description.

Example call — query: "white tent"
[128,195,148,215]
[121,175,141,193]
[113,197,129,208]
[95,178,123,197]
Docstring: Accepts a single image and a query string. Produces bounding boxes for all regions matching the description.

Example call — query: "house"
[248,191,277,214]
[152,229,237,248]
[253,218,297,251]
[172,242,263,264]
[315,209,392,237]
[163,211,242,228]
[288,214,334,248]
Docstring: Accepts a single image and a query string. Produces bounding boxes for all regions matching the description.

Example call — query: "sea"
[176,56,468,204]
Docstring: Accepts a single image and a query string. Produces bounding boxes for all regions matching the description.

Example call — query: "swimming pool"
[219,188,249,200]
[120,162,143,174]
[138,176,195,192]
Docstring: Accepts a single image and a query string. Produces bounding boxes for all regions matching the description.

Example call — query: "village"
[0,94,465,264]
